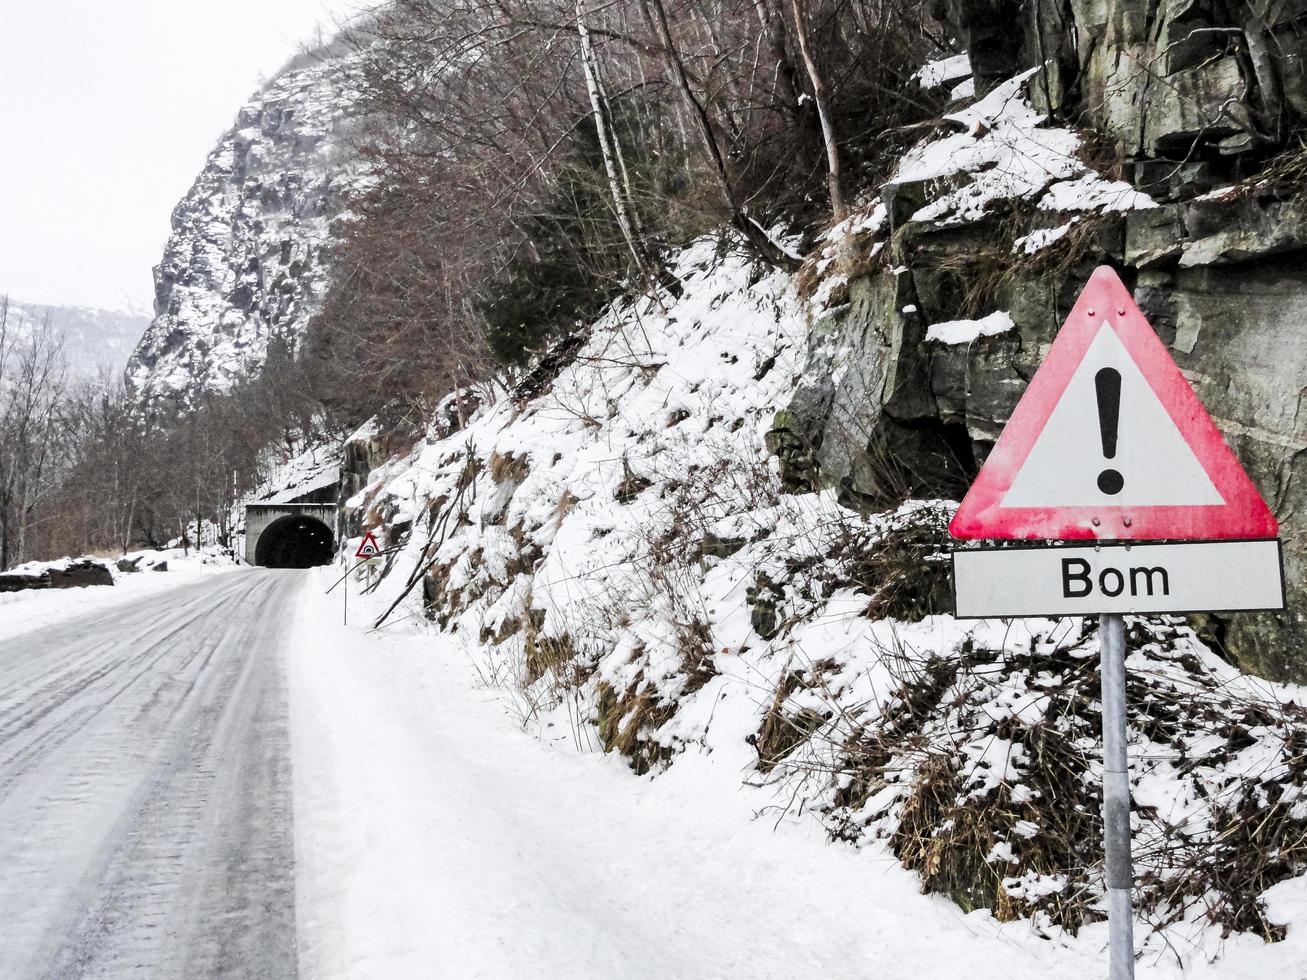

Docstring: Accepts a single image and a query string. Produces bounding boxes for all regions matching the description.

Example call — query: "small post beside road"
[324,534,391,629]
[1099,612,1134,980]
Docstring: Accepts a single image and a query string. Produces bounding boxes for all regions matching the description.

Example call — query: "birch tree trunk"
[576,0,644,269]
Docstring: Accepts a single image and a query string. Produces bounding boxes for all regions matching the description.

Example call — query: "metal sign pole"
[1099,612,1134,980]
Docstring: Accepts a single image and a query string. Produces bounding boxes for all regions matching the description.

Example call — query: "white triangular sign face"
[1001,324,1222,508]
[950,266,1277,541]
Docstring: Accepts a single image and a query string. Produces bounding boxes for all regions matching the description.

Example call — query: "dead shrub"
[489,450,530,485]
[754,659,839,772]
[596,677,677,776]
[674,617,719,695]
[524,630,580,687]
[840,507,952,621]
[809,624,1307,939]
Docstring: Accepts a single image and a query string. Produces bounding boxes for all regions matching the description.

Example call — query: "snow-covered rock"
[126,44,369,407]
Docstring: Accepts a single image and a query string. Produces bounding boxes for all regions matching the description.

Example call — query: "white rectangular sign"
[953,539,1284,618]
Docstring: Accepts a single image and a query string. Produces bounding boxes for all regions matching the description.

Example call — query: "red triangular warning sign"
[951,266,1277,541]
[355,531,382,559]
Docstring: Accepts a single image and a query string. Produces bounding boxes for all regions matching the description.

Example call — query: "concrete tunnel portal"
[245,503,337,568]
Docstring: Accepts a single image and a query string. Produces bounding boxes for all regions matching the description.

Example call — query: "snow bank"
[289,571,1131,979]
[0,548,237,644]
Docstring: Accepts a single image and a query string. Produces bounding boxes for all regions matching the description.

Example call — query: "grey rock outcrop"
[937,0,1307,162]
[126,44,369,408]
[774,3,1307,681]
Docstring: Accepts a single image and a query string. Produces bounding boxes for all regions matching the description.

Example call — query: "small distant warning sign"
[355,531,381,560]
[951,266,1277,542]
[951,266,1283,617]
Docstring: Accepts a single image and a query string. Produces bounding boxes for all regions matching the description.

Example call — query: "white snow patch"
[1039,173,1157,212]
[891,69,1154,227]
[950,77,976,100]
[926,310,1016,344]
[913,54,971,89]
[1013,222,1074,254]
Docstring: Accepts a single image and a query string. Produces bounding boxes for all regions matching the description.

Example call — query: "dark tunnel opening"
[254,514,335,568]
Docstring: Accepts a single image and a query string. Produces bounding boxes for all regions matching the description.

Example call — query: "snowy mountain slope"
[125,44,369,407]
[341,231,1307,972]
[1,299,147,378]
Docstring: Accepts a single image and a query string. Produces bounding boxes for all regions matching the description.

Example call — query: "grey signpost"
[947,267,1284,979]
[1099,612,1133,979]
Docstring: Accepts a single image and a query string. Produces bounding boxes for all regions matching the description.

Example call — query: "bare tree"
[576,0,645,268]
[0,305,68,567]
[787,0,845,221]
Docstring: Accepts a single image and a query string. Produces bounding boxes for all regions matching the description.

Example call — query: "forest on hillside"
[2,0,943,567]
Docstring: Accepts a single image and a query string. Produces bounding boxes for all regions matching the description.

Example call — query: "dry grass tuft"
[808,625,1307,939]
[596,677,678,776]
[489,450,530,485]
[755,659,839,772]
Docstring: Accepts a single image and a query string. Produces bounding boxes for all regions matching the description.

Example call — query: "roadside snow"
[289,568,1307,980]
[0,549,238,644]
[288,573,1097,980]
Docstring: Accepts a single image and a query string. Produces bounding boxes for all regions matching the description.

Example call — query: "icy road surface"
[0,571,299,979]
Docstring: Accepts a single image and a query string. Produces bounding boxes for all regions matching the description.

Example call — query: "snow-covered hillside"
[341,233,1307,974]
[126,44,368,406]
[1,299,146,378]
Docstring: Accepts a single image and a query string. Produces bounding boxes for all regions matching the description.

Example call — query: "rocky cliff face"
[774,2,1307,681]
[125,44,367,407]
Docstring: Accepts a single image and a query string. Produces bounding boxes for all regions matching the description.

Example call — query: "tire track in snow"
[0,575,264,788]
[0,569,302,979]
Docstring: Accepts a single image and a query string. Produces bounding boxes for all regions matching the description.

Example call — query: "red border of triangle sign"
[950,266,1277,542]
[355,531,382,560]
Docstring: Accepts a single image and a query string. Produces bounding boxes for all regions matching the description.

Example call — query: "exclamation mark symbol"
[1095,367,1124,495]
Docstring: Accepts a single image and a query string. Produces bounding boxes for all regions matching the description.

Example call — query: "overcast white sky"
[0,0,371,314]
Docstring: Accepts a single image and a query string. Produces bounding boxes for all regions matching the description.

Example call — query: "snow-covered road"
[0,571,300,978]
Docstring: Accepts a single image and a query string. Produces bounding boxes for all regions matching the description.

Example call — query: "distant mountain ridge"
[125,40,370,408]
[2,299,148,379]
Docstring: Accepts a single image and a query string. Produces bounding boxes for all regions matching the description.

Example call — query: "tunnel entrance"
[254,514,335,568]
